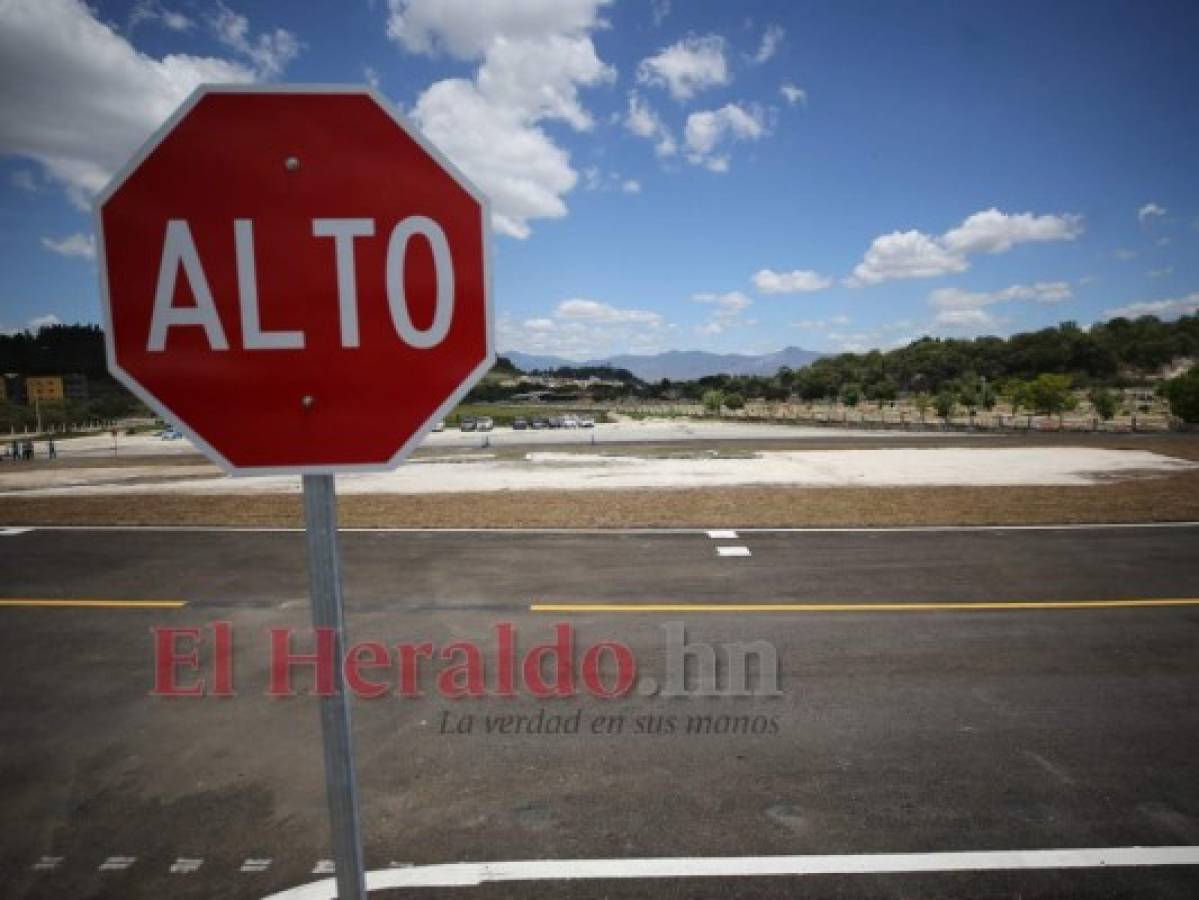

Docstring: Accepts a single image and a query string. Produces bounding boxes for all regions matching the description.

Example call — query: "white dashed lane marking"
[717,546,752,558]
[241,858,274,873]
[706,529,738,539]
[97,856,136,872]
[31,856,62,871]
[170,857,204,874]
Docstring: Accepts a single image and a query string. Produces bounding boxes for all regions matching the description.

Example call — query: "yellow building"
[25,376,64,403]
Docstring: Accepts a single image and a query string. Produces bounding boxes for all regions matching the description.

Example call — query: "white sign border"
[93,83,496,478]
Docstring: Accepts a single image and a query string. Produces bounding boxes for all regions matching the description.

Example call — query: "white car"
[475,416,494,432]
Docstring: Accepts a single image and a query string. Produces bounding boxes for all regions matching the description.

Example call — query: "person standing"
[48,439,57,460]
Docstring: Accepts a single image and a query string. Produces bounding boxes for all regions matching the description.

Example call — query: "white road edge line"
[261,846,1199,898]
[8,522,1199,535]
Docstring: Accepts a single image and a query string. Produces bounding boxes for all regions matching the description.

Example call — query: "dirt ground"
[1,435,1196,528]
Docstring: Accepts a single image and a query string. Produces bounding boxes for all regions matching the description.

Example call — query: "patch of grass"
[447,404,611,427]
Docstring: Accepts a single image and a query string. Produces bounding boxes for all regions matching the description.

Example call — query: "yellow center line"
[0,599,187,609]
[530,599,1199,613]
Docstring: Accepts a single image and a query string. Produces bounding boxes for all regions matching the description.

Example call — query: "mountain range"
[502,346,824,381]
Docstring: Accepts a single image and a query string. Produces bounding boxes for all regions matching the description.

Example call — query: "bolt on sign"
[96,85,493,474]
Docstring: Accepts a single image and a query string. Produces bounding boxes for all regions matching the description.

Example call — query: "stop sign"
[95,86,493,474]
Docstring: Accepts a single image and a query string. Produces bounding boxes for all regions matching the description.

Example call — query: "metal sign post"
[302,473,366,900]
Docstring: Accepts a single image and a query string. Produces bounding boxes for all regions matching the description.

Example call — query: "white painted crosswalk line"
[311,859,336,874]
[31,856,63,871]
[170,857,204,874]
[241,858,273,873]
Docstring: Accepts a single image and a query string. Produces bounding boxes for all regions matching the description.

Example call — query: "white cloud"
[929,280,1072,327]
[623,91,677,157]
[750,25,784,64]
[930,281,1072,312]
[497,293,668,359]
[28,313,63,330]
[791,314,851,330]
[40,232,96,260]
[637,34,730,101]
[210,2,301,79]
[1114,248,1138,261]
[1138,202,1166,225]
[692,290,752,334]
[129,1,192,33]
[1104,293,1198,321]
[557,298,662,325]
[684,102,766,171]
[933,308,997,329]
[0,0,267,210]
[621,179,641,194]
[363,65,380,88]
[693,291,751,313]
[940,208,1084,256]
[387,0,607,59]
[752,268,832,294]
[9,169,37,192]
[849,230,967,286]
[849,209,1084,286]
[396,0,614,239]
[1148,266,1174,279]
[651,0,671,26]
[780,82,806,106]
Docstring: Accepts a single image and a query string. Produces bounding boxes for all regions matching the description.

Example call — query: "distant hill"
[503,346,824,381]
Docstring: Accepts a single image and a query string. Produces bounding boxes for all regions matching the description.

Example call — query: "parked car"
[432,420,446,432]
[459,417,476,432]
[476,416,494,432]
[561,414,580,428]
[548,416,564,428]
[531,418,549,429]
[579,416,595,428]
[512,418,529,430]
[160,427,182,440]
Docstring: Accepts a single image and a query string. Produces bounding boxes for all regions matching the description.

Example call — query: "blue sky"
[1,0,1197,360]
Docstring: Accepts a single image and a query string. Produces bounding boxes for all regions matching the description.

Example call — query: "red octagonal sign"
[96,86,493,474]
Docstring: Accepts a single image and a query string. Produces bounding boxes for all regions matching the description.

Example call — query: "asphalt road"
[1,523,1198,898]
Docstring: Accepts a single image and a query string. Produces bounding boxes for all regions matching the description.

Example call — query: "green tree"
[1024,374,1074,415]
[723,392,745,411]
[701,389,725,415]
[957,381,979,413]
[912,392,931,421]
[1162,367,1199,423]
[841,383,861,407]
[1088,387,1119,421]
[934,390,956,420]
